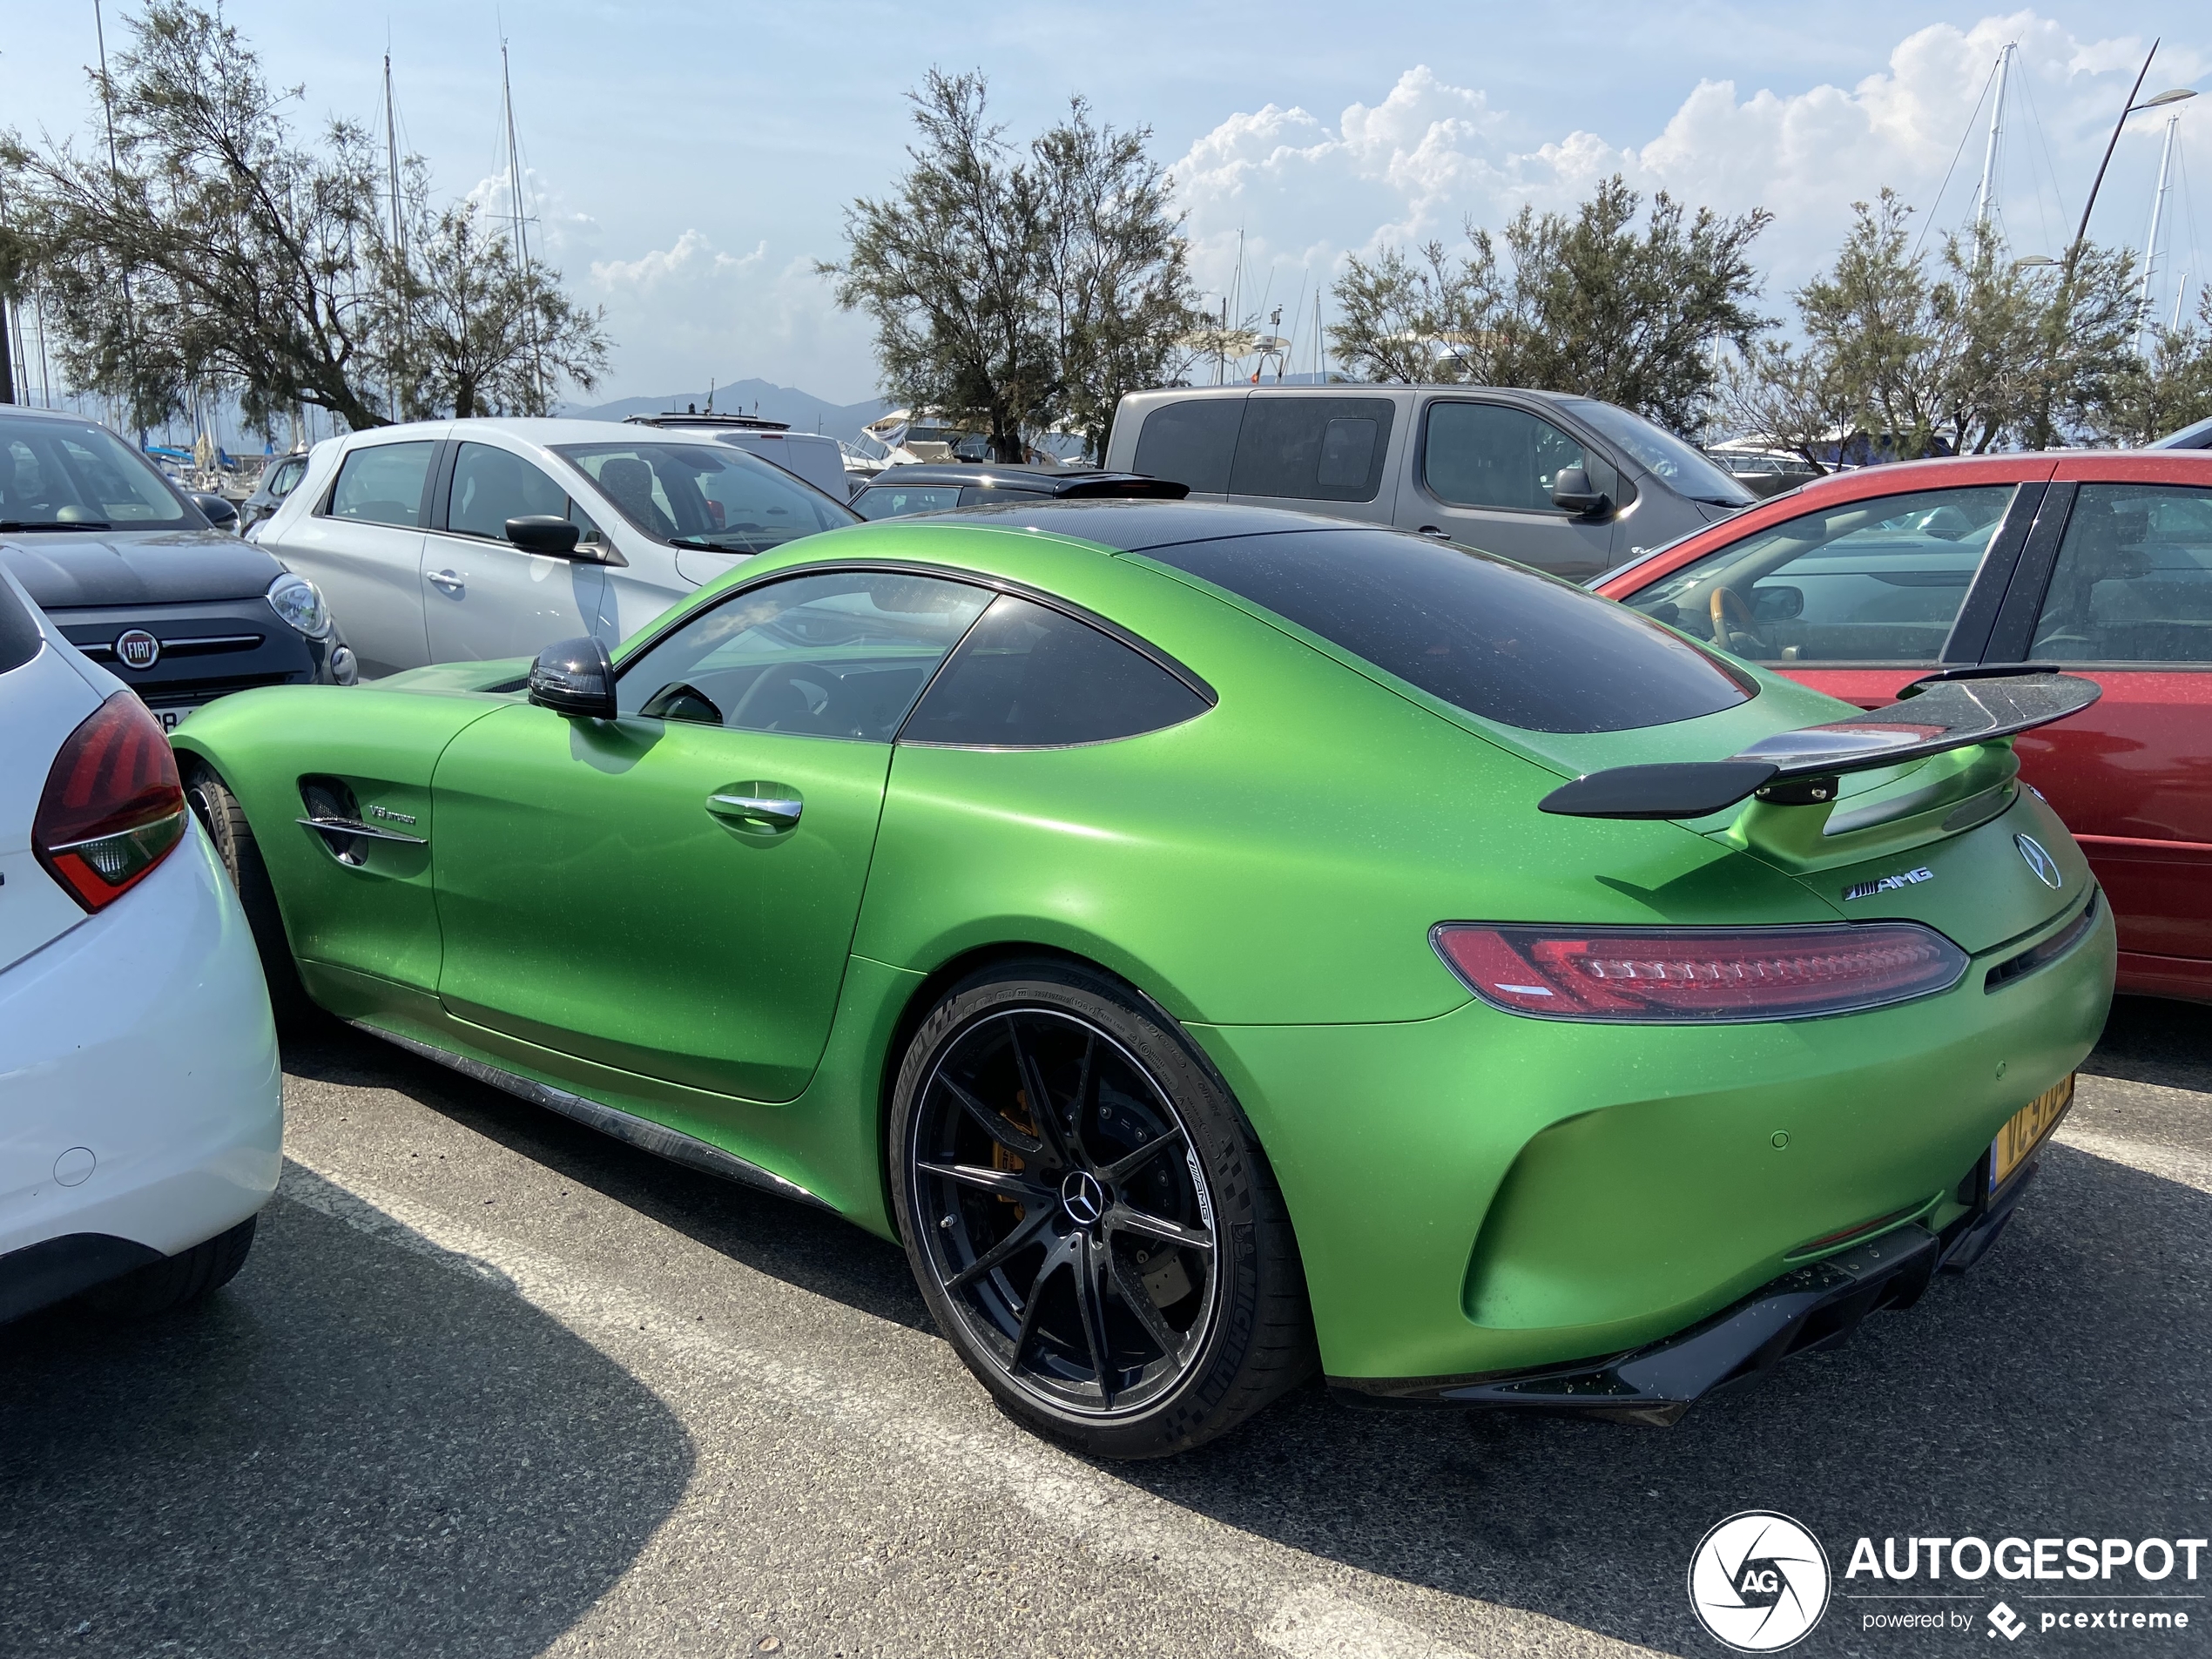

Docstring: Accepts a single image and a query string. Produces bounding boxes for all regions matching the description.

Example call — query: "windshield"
[1140,527,1753,734]
[1562,401,1753,507]
[0,413,197,530]
[553,441,857,554]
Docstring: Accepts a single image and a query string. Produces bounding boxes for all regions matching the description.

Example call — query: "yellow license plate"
[1990,1075,2074,1193]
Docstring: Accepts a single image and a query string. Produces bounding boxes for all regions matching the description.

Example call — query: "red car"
[1599,450,2212,1004]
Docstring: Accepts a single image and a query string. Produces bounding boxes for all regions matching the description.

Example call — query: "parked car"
[0,405,357,733]
[2150,414,2212,450]
[176,499,2107,1456]
[254,418,860,678]
[1598,450,2212,1004]
[622,411,854,500]
[851,464,1188,520]
[1103,385,1754,581]
[239,451,312,536]
[0,569,281,1325]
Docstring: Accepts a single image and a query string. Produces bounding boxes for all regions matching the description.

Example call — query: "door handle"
[705,787,803,833]
[428,569,464,594]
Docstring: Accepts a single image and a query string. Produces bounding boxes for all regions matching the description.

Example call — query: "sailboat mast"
[1974,43,2013,231]
[2137,115,2181,355]
[384,51,408,418]
[501,40,543,408]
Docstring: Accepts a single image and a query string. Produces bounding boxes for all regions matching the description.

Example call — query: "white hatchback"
[253,418,860,678]
[0,571,281,1324]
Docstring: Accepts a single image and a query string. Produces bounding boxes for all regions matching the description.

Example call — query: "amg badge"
[1843,867,1933,902]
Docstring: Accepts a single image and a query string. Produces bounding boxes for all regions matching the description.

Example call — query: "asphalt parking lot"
[3,997,2206,1659]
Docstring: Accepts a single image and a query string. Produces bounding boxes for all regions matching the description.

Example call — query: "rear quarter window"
[1139,528,1751,734]
[0,579,44,676]
[1132,398,1245,495]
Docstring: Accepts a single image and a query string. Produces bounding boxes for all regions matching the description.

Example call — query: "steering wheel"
[1709,585,1770,656]
[728,663,832,732]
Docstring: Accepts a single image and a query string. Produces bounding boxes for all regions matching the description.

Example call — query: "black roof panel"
[904,497,1363,550]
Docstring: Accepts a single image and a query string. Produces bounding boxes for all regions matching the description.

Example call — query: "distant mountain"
[564,379,893,442]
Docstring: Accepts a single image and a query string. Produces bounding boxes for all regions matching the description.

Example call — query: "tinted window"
[853,483,964,520]
[327,442,435,528]
[959,484,1053,507]
[1230,397,1395,502]
[1424,402,1610,511]
[555,441,856,553]
[1143,529,1750,733]
[1623,485,2015,664]
[2033,483,2212,664]
[0,414,193,530]
[0,577,43,675]
[1133,398,1245,494]
[900,594,1209,746]
[617,571,990,739]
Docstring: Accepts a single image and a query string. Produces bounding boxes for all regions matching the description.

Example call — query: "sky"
[4,3,2209,408]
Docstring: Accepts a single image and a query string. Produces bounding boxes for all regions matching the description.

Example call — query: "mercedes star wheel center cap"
[1060,1170,1105,1227]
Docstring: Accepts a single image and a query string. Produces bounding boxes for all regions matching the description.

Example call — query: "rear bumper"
[1330,1159,2040,1421]
[1190,892,2113,1385]
[0,825,282,1318]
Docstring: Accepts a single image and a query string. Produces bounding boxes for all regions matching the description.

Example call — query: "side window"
[616,571,992,740]
[447,442,578,540]
[900,594,1210,747]
[1229,396,1396,502]
[2032,483,2212,664]
[325,442,435,529]
[1423,403,1612,511]
[268,457,307,501]
[1133,397,1245,494]
[1622,484,2016,664]
[853,483,963,520]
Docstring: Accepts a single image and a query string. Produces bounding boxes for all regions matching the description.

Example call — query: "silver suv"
[1103,385,1752,582]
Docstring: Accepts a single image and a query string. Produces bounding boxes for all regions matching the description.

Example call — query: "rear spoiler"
[1539,666,2101,821]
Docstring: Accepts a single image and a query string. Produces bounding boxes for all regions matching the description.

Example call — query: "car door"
[1612,475,2047,710]
[276,436,441,677]
[1982,459,2212,989]
[428,568,994,1103]
[1405,398,1619,578]
[422,439,612,664]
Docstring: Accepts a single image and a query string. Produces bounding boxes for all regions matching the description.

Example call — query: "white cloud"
[583,232,875,402]
[1167,15,2212,333]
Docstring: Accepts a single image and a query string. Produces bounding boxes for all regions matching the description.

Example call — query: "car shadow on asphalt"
[2079,992,2210,1090]
[0,1194,695,1659]
[269,1008,2206,1659]
[281,1022,934,1334]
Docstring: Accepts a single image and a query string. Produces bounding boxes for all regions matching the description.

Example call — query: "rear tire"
[84,1216,258,1316]
[890,958,1316,1458]
[185,761,318,1031]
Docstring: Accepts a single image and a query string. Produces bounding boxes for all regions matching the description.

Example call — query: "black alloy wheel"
[891,961,1314,1458]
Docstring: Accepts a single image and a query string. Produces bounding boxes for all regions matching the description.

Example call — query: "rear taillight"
[33,691,188,912]
[1432,921,1967,1022]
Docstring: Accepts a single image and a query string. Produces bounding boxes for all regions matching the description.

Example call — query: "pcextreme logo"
[1688,1511,1831,1652]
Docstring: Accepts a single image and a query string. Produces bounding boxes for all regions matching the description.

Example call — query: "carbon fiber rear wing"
[1538,667,2102,821]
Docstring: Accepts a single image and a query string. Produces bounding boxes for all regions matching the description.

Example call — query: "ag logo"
[114,629,160,670]
[2015,833,2062,889]
[1687,1511,1831,1652]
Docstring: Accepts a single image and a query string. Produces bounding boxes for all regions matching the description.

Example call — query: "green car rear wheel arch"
[889,961,1316,1458]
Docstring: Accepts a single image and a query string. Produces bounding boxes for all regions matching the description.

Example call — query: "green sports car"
[175,502,2114,1457]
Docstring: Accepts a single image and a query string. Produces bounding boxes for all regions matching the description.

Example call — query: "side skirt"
[352,1021,833,1213]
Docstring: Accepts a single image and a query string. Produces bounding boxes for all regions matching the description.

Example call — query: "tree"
[825,71,1202,462]
[369,176,609,421]
[2070,288,2212,444]
[3,1,605,434]
[1328,177,1770,433]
